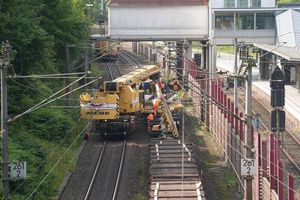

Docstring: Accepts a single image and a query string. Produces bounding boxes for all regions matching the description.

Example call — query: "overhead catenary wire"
[170,67,244,121]
[189,110,299,196]
[25,121,91,200]
[10,115,82,195]
[161,73,247,194]
[7,75,86,122]
[8,76,101,122]
[143,42,244,122]
[141,42,243,122]
[187,90,298,193]
[9,79,46,95]
[8,76,98,79]
[71,42,120,71]
[8,72,88,79]
[137,45,298,195]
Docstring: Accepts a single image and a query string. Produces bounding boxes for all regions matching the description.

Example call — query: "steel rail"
[119,50,141,65]
[118,52,133,65]
[112,139,127,200]
[83,141,107,200]
[238,87,300,173]
[114,63,122,76]
[106,63,114,80]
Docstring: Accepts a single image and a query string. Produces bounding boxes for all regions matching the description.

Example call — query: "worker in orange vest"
[147,112,154,122]
[152,99,160,115]
[147,112,155,130]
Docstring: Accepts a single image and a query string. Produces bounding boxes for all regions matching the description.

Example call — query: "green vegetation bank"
[0,0,91,199]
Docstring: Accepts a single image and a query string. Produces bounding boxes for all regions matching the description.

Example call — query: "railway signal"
[270,66,285,107]
[271,110,285,132]
[270,66,285,139]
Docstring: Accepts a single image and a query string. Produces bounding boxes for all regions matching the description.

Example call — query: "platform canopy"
[254,43,300,62]
[108,0,209,41]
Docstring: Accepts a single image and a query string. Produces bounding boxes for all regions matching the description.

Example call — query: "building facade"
[210,0,277,45]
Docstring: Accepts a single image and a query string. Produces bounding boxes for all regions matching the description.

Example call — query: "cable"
[192,112,298,196]
[9,79,43,93]
[11,116,82,195]
[171,67,244,121]
[8,76,98,79]
[71,42,120,71]
[8,72,88,79]
[189,80,300,179]
[191,103,299,189]
[25,121,91,200]
[173,80,247,194]
[8,75,84,122]
[133,42,242,122]
[8,75,99,122]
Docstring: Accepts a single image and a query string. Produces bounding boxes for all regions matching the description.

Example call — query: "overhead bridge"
[107,0,209,41]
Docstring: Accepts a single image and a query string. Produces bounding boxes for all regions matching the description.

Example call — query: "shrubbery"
[0,0,91,198]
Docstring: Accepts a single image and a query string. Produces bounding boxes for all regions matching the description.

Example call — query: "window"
[237,0,248,8]
[215,14,234,30]
[256,13,275,29]
[224,0,235,8]
[251,0,261,7]
[226,0,261,8]
[236,13,254,30]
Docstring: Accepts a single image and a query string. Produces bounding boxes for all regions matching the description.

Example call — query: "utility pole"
[1,41,12,200]
[65,44,71,107]
[84,46,89,86]
[244,58,256,200]
[238,43,255,200]
[245,64,253,200]
[233,38,238,109]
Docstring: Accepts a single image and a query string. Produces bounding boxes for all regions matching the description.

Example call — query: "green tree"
[0,0,90,198]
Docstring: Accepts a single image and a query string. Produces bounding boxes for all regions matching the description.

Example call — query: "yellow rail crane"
[80,65,161,137]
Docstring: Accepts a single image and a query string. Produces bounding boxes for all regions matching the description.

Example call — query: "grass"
[90,62,103,77]
[132,149,149,200]
[9,118,89,199]
[195,137,205,146]
[224,170,237,188]
[217,46,234,54]
[277,0,300,3]
[185,112,240,199]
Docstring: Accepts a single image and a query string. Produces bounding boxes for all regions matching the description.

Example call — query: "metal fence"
[188,72,300,200]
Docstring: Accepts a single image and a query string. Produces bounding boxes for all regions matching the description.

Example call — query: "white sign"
[241,158,256,176]
[252,117,262,129]
[10,162,26,179]
[81,103,118,110]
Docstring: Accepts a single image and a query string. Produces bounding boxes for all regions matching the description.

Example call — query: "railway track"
[106,62,122,80]
[118,50,142,66]
[237,87,300,173]
[149,138,205,199]
[59,58,136,200]
[84,140,127,200]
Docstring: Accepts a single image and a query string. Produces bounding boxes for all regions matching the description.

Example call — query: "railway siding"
[149,138,205,200]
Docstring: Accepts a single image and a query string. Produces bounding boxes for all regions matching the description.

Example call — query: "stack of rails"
[149,138,205,200]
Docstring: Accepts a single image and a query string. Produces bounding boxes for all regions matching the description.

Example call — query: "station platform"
[216,52,260,79]
[253,81,300,121]
[216,52,300,122]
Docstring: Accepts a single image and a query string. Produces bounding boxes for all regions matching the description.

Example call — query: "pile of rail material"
[149,138,205,200]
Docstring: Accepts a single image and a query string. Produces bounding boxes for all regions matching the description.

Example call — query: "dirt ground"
[184,111,242,200]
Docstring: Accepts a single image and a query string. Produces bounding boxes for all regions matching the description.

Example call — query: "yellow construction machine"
[80,65,161,137]
[95,40,119,61]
